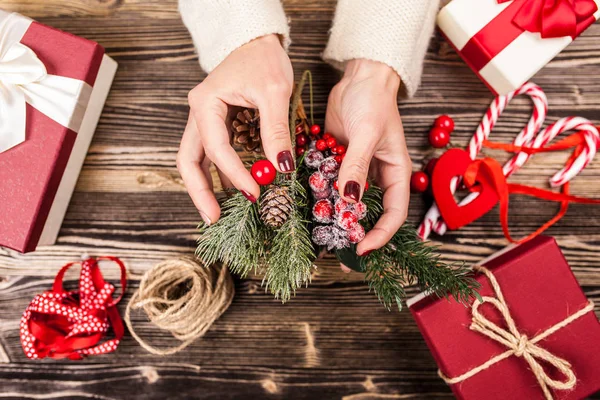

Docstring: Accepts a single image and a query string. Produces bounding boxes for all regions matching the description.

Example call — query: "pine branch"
[196,192,268,277]
[264,174,316,302]
[361,184,383,227]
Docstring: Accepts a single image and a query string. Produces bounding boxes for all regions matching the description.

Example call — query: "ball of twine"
[124,257,234,355]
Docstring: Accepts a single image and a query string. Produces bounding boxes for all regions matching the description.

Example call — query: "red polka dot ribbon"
[20,256,127,360]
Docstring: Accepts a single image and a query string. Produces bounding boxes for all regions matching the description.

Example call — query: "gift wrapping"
[0,11,117,253]
[438,0,600,95]
[409,236,600,400]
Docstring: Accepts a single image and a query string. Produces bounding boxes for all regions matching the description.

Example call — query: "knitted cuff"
[323,0,439,97]
[179,0,290,73]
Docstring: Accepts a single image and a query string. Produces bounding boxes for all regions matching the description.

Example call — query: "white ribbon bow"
[0,11,91,153]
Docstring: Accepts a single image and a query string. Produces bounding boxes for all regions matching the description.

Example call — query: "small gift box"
[0,11,117,253]
[438,0,600,95]
[409,236,600,400]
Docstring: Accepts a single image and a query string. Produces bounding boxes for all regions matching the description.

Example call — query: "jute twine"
[124,257,234,355]
[439,265,595,400]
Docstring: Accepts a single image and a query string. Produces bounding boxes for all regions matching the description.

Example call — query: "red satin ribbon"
[459,0,598,76]
[463,131,600,243]
[20,256,127,360]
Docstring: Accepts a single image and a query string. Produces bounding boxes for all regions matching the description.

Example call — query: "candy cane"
[418,83,548,240]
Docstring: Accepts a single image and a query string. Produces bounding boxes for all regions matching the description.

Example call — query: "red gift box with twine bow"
[438,0,600,95]
[409,236,600,400]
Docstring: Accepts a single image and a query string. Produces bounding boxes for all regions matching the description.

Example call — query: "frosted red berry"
[313,199,334,223]
[348,224,365,243]
[334,198,351,215]
[325,137,337,149]
[333,179,339,191]
[309,171,329,192]
[410,171,429,193]
[251,159,277,186]
[425,158,438,176]
[296,133,308,147]
[315,139,328,151]
[429,127,451,148]
[319,156,339,179]
[337,210,359,230]
[313,186,331,200]
[310,124,321,136]
[304,150,324,169]
[434,115,455,132]
[353,201,367,220]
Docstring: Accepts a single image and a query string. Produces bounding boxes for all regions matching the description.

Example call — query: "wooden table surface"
[1,1,600,399]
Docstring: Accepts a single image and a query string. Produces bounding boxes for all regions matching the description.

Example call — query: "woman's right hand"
[177,34,294,226]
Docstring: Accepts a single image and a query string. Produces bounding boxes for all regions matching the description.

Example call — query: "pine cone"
[260,186,294,228]
[232,109,261,153]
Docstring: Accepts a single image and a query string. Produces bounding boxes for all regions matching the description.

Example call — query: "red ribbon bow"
[20,256,127,360]
[498,0,599,38]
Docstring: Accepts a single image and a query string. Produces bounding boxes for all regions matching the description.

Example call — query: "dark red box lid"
[0,21,104,253]
[410,236,600,400]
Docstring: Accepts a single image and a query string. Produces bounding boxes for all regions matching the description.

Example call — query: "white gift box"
[438,0,600,95]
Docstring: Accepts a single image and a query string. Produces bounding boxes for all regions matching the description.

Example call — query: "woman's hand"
[177,34,294,225]
[325,59,412,262]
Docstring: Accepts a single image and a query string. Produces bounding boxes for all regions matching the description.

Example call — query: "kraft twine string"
[124,257,234,355]
[439,265,595,400]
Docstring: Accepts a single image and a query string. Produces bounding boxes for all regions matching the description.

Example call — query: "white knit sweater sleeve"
[323,0,440,97]
[179,0,290,73]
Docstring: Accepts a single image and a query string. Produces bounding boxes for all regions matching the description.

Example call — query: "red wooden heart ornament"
[432,149,499,230]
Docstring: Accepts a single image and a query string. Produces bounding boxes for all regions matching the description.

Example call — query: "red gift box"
[0,11,117,253]
[409,236,600,400]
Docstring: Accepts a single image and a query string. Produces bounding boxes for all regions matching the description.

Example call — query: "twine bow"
[440,266,595,400]
[0,11,92,153]
[498,0,599,38]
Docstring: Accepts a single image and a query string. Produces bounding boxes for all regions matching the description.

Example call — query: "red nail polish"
[241,190,256,203]
[344,180,361,202]
[277,151,295,173]
[360,250,372,257]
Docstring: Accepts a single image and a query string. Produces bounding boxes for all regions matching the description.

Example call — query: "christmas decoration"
[429,127,451,148]
[251,159,277,186]
[260,186,294,228]
[418,82,600,244]
[438,0,599,95]
[410,171,430,193]
[409,236,600,400]
[434,115,454,131]
[310,124,321,135]
[20,256,127,360]
[232,108,261,153]
[0,11,118,253]
[124,257,234,355]
[196,70,480,310]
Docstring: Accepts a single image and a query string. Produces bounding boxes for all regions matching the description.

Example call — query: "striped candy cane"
[418,83,548,240]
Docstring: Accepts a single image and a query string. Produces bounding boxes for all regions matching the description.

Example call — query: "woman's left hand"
[325,59,412,267]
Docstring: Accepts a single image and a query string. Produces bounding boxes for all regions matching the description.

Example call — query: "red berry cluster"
[304,126,366,250]
[411,115,455,193]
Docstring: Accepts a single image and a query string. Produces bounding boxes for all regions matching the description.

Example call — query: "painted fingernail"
[344,180,361,202]
[359,250,373,257]
[241,190,257,203]
[277,151,295,173]
[200,211,212,226]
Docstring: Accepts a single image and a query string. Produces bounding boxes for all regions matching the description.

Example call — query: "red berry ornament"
[434,115,455,132]
[322,132,332,140]
[334,198,350,214]
[410,171,429,193]
[313,199,334,223]
[325,137,337,149]
[348,224,365,244]
[353,201,367,220]
[309,171,329,192]
[333,179,339,191]
[319,156,340,179]
[251,159,277,186]
[334,155,344,164]
[425,158,438,176]
[296,147,306,157]
[332,145,346,155]
[429,127,451,148]
[315,139,328,151]
[364,181,369,191]
[295,125,304,134]
[296,133,308,147]
[310,124,321,136]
